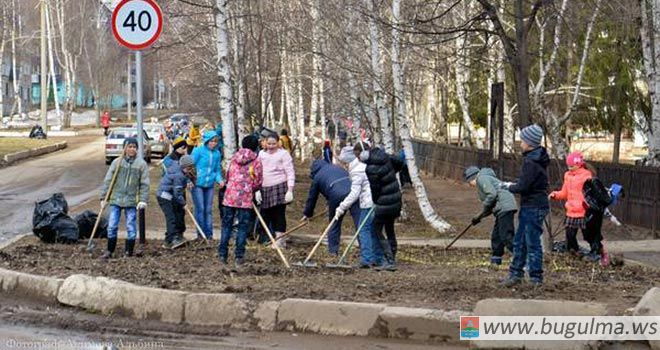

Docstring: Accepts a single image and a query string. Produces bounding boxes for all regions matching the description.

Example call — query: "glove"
[285,190,294,204]
[471,215,482,226]
[137,202,147,210]
[100,200,107,209]
[610,216,622,226]
[334,208,345,220]
[217,181,225,189]
[255,191,262,205]
[500,182,513,190]
[333,212,342,222]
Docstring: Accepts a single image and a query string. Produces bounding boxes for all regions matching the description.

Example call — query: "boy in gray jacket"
[464,166,517,265]
[100,138,150,259]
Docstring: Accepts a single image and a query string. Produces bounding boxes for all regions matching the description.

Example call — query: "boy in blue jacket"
[157,155,195,249]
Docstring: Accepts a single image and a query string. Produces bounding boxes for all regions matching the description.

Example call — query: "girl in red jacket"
[549,151,592,255]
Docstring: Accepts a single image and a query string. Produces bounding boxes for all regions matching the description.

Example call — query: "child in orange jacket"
[549,151,592,255]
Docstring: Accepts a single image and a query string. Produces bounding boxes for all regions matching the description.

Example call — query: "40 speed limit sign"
[112,0,163,50]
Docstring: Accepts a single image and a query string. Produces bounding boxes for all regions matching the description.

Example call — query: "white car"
[105,128,153,165]
[141,123,170,157]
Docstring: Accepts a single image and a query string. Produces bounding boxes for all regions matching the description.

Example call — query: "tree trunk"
[613,110,622,163]
[309,0,321,134]
[0,4,6,118]
[365,0,394,153]
[392,0,451,232]
[232,13,248,142]
[45,2,61,120]
[514,0,532,127]
[649,0,660,164]
[215,0,236,161]
[296,55,307,159]
[9,0,20,117]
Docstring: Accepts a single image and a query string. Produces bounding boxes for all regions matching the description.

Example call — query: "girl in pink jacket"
[549,151,592,255]
[258,133,296,246]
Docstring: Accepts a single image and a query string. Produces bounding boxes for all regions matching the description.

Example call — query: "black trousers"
[158,197,185,243]
[373,216,397,259]
[584,209,604,253]
[260,204,287,242]
[491,210,515,258]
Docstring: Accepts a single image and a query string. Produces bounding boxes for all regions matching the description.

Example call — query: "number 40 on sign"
[112,0,163,51]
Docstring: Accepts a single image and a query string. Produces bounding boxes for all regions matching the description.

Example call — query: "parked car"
[136,123,170,158]
[169,113,189,125]
[105,128,152,165]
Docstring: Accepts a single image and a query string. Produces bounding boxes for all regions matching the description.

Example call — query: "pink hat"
[566,151,585,167]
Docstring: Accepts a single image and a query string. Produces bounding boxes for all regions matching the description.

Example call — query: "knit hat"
[241,135,259,152]
[123,137,138,148]
[566,151,585,168]
[172,136,187,150]
[463,166,480,182]
[520,124,544,148]
[179,155,194,168]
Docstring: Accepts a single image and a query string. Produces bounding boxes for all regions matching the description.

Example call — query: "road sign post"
[112,0,162,160]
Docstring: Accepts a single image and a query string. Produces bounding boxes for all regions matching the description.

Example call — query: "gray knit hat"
[520,124,544,148]
[179,155,194,168]
[463,166,480,182]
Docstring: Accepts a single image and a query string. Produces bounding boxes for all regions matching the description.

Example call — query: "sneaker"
[584,252,601,262]
[219,257,228,265]
[500,276,522,288]
[490,256,503,266]
[100,251,113,260]
[161,241,172,249]
[171,237,187,249]
[359,262,372,269]
[235,258,245,267]
[529,279,543,288]
[600,250,610,267]
[375,262,397,272]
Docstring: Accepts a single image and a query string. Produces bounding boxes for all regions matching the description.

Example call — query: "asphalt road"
[0,136,107,241]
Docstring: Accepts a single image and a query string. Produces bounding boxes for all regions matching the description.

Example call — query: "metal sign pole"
[136,50,144,159]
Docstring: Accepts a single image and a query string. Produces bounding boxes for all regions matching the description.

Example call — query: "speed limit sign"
[112,0,163,50]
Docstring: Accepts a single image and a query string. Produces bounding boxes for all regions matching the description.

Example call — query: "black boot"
[124,240,135,257]
[375,240,397,271]
[101,238,117,260]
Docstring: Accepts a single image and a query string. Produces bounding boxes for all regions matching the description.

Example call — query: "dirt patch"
[2,235,657,314]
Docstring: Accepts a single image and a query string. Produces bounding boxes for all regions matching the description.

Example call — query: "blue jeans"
[192,186,215,239]
[218,207,254,260]
[509,207,548,283]
[356,208,376,265]
[328,202,361,255]
[107,205,137,240]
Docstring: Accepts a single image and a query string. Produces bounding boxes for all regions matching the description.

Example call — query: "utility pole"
[40,0,47,132]
[127,54,132,121]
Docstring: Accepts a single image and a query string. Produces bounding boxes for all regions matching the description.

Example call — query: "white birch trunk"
[9,0,20,117]
[348,72,360,136]
[649,0,660,164]
[282,47,298,147]
[392,0,451,232]
[365,0,394,153]
[309,0,320,132]
[319,71,326,141]
[296,55,306,159]
[215,0,236,161]
[45,2,60,119]
[231,14,248,142]
[0,4,6,118]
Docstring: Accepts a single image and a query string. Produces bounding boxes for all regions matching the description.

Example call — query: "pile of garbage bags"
[32,193,107,243]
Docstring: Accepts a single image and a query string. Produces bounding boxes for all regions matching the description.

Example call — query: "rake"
[326,207,374,269]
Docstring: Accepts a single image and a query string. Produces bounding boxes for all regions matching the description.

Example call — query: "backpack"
[582,177,612,212]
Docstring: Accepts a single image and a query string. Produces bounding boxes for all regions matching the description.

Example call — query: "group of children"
[463,124,622,287]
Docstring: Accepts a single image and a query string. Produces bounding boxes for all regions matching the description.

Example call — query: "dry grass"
[0,137,61,159]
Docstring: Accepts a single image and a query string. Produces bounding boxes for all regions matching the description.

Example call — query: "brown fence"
[412,139,660,235]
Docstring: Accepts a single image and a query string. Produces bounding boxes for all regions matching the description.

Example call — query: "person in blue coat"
[301,159,360,255]
[190,130,223,240]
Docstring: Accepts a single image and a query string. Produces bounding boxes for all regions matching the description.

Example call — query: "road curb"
[0,268,62,302]
[184,293,250,328]
[633,288,660,350]
[2,141,67,165]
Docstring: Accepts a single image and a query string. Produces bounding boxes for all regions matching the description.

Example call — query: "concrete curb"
[0,131,80,137]
[2,141,67,165]
[0,268,63,302]
[184,293,250,328]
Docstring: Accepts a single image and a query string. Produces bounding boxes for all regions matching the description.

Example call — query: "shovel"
[444,223,474,250]
[326,207,374,269]
[293,217,337,268]
[86,156,122,253]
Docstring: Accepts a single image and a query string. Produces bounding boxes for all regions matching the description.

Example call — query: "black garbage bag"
[74,210,107,239]
[32,193,71,243]
[29,125,47,139]
[51,215,79,243]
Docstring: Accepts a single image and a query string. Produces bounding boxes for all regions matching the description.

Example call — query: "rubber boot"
[375,240,397,271]
[124,240,135,257]
[101,238,117,260]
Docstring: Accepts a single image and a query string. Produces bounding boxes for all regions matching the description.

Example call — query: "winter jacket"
[364,147,404,218]
[475,168,517,216]
[303,160,351,217]
[100,156,150,208]
[187,126,201,146]
[161,151,182,175]
[551,167,592,218]
[259,148,295,189]
[223,149,263,209]
[338,158,373,212]
[101,113,110,128]
[323,146,333,164]
[509,146,550,208]
[280,135,293,154]
[157,161,189,206]
[338,146,356,164]
[191,131,223,188]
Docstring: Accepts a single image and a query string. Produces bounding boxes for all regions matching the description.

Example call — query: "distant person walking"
[101,111,111,136]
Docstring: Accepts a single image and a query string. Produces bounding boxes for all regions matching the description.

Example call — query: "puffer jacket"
[551,167,592,218]
[303,160,351,217]
[100,155,150,208]
[223,149,263,209]
[509,146,550,208]
[191,131,222,188]
[157,161,189,206]
[475,168,517,216]
[364,147,404,218]
[338,158,373,212]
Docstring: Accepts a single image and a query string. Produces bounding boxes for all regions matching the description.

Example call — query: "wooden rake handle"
[302,217,337,265]
[253,204,290,269]
[87,158,122,247]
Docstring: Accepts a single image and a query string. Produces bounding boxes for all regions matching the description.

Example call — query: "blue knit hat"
[520,124,544,148]
[123,137,138,148]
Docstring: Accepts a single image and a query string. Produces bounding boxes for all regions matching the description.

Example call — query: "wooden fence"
[412,139,660,235]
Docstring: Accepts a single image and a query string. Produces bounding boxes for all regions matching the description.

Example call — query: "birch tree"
[231,8,248,141]
[0,1,7,118]
[9,0,21,117]
[640,0,660,165]
[392,0,451,233]
[215,0,237,161]
[453,4,478,148]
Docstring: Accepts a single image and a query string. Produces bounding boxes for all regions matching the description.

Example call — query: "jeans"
[218,207,254,260]
[356,208,376,265]
[158,197,185,243]
[509,207,548,283]
[492,210,515,259]
[107,205,137,240]
[192,186,215,239]
[327,201,361,255]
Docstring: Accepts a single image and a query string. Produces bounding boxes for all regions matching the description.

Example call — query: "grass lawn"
[0,137,61,159]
